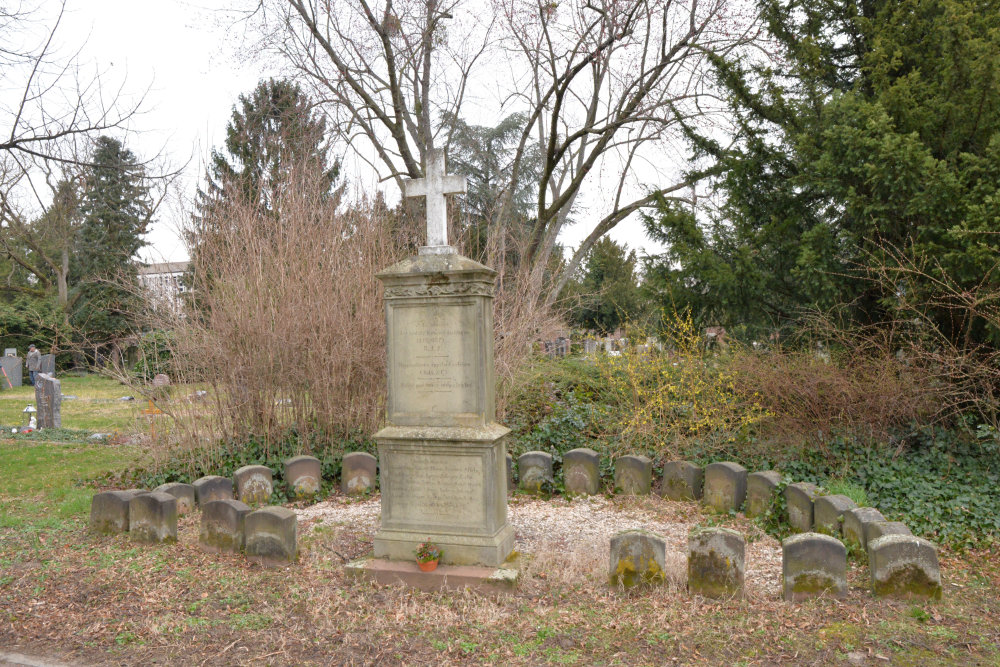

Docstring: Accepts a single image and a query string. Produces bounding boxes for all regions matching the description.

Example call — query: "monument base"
[373,424,514,567]
[345,556,519,594]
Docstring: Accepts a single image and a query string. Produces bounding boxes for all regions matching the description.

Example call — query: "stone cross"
[402,149,466,252]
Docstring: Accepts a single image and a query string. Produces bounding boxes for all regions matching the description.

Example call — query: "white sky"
[51,0,666,264]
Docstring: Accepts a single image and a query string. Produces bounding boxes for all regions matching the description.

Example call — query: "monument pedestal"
[372,251,514,568]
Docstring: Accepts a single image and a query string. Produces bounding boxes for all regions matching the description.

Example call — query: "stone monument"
[371,149,514,567]
[34,373,61,428]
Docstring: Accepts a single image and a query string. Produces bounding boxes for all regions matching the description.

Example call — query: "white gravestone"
[402,149,467,255]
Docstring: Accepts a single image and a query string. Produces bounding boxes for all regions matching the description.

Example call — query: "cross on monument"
[402,149,467,253]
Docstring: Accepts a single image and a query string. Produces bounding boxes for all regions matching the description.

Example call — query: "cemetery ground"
[1,377,999,665]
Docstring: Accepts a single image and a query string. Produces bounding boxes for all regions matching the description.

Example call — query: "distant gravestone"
[1,356,22,387]
[660,461,703,501]
[341,452,377,495]
[199,499,251,554]
[153,482,196,514]
[688,527,745,598]
[34,373,60,428]
[234,465,273,504]
[843,507,885,549]
[245,506,297,565]
[39,354,55,376]
[703,462,748,513]
[583,340,599,355]
[614,455,652,495]
[284,455,322,498]
[782,533,847,601]
[784,482,821,533]
[813,495,858,536]
[517,451,553,494]
[4,348,16,357]
[745,471,782,518]
[193,476,234,505]
[563,448,601,495]
[609,529,667,588]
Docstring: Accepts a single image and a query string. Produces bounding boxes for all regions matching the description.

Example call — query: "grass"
[0,373,999,665]
[0,373,145,433]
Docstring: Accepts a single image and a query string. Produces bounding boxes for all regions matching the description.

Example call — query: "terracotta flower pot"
[417,559,439,572]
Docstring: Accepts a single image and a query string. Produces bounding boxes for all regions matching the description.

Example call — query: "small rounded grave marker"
[813,494,858,536]
[869,534,942,599]
[782,532,847,601]
[517,451,553,494]
[89,489,146,534]
[153,482,196,515]
[703,462,748,513]
[128,491,178,544]
[687,527,745,598]
[283,455,322,498]
[784,482,820,533]
[863,521,912,553]
[745,470,782,518]
[234,465,274,504]
[660,461,703,501]
[609,529,667,588]
[245,506,297,565]
[193,475,234,505]
[199,499,252,554]
[843,507,885,549]
[341,452,377,495]
[563,448,601,495]
[614,455,652,495]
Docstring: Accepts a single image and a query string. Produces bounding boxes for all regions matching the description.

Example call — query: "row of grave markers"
[511,451,942,600]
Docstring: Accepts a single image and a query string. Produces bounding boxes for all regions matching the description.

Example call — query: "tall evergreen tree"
[70,136,152,343]
[567,237,642,333]
[645,0,1000,343]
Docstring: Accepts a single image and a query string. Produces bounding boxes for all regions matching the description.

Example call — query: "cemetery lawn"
[2,481,999,666]
[0,374,145,434]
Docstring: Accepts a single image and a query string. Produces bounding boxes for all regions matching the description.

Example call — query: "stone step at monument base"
[374,525,515,567]
[345,556,519,594]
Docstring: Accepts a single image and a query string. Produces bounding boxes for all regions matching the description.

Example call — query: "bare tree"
[246,0,760,303]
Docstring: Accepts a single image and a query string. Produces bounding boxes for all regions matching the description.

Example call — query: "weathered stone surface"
[234,465,273,504]
[283,455,322,498]
[864,521,912,550]
[128,491,177,544]
[782,532,847,601]
[869,534,942,599]
[39,353,55,376]
[518,451,553,494]
[784,482,821,533]
[199,499,251,554]
[152,482,196,514]
[813,495,858,536]
[745,471,782,518]
[34,373,60,428]
[563,448,601,495]
[609,529,667,588]
[193,475,234,505]
[614,455,652,495]
[89,490,145,534]
[506,453,513,493]
[1,355,22,387]
[843,507,885,549]
[703,462,748,513]
[245,506,297,565]
[688,527,745,598]
[660,461,703,501]
[341,452,377,495]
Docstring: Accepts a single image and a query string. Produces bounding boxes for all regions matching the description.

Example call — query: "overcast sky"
[51,0,665,264]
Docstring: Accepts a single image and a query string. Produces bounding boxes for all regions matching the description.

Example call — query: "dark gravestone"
[193,475,234,505]
[89,489,146,534]
[34,373,61,428]
[0,356,22,387]
[745,471,782,518]
[614,455,652,495]
[39,354,55,376]
[506,453,514,493]
[199,499,251,554]
[563,448,601,496]
[660,461,703,501]
[245,506,297,565]
[284,455,322,498]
